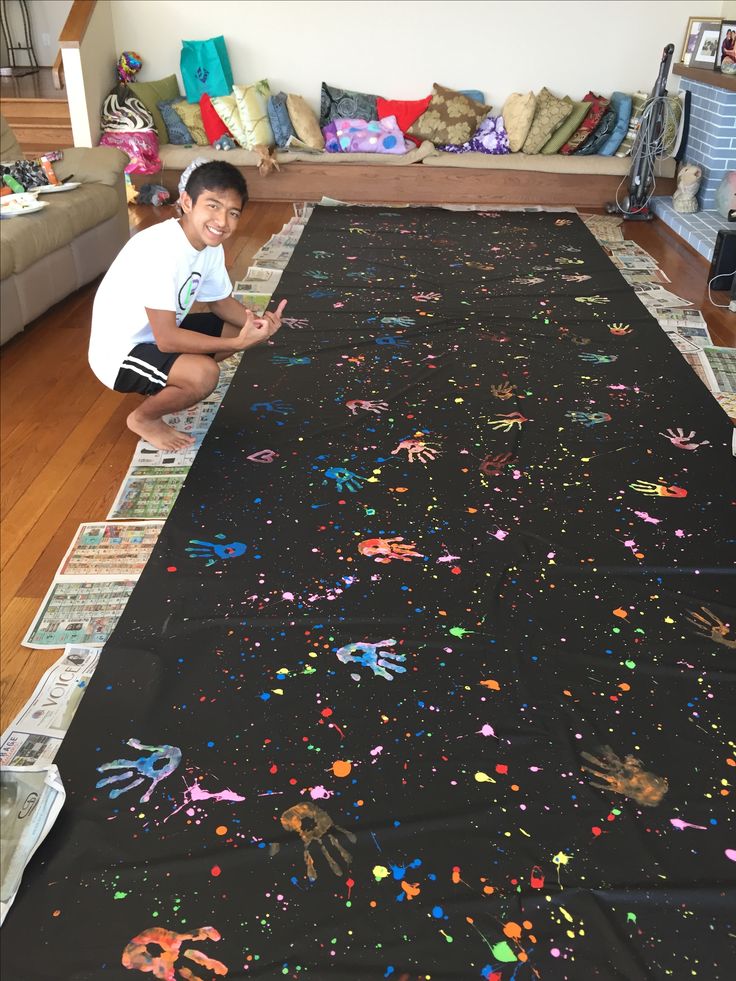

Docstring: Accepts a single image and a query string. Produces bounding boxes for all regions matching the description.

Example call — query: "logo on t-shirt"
[178,272,202,314]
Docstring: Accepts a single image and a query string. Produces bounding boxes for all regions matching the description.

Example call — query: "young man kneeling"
[89,161,286,451]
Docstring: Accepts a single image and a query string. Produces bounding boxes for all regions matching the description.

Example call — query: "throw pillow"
[128,74,180,141]
[322,116,407,154]
[171,100,209,146]
[540,101,591,154]
[320,83,379,127]
[662,92,685,156]
[560,91,609,154]
[459,89,484,103]
[501,92,537,152]
[210,94,249,148]
[376,95,432,146]
[598,91,632,155]
[267,92,296,148]
[157,98,194,145]
[286,94,324,150]
[233,80,275,148]
[615,91,648,157]
[200,93,231,145]
[408,83,491,145]
[521,88,573,154]
[437,113,510,154]
[574,108,617,155]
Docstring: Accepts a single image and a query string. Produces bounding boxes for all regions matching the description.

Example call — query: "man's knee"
[170,355,220,398]
[192,359,220,397]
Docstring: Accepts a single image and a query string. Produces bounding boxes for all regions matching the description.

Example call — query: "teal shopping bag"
[180,35,234,103]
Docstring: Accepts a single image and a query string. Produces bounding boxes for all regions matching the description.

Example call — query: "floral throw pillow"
[408,83,491,146]
[437,113,510,154]
[560,92,609,154]
[322,116,407,154]
[320,83,379,127]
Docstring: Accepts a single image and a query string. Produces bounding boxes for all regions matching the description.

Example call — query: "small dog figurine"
[672,163,702,213]
[254,144,280,177]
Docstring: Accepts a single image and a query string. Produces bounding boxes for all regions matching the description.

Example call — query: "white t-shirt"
[89,218,232,388]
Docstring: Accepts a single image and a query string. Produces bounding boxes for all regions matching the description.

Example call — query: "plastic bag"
[180,35,233,103]
[99,129,161,175]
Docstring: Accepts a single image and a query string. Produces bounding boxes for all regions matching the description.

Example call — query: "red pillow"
[560,92,609,155]
[376,96,432,146]
[199,93,231,145]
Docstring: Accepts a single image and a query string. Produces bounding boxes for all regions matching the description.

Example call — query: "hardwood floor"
[1,203,734,732]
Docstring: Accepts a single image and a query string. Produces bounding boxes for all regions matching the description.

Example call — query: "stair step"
[1,98,71,122]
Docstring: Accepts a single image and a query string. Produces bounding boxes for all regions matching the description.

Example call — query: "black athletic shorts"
[113,313,224,396]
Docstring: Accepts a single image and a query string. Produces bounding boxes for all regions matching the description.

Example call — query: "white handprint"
[659,428,710,451]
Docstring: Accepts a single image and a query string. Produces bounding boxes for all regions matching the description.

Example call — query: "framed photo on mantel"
[681,17,721,65]
[688,18,724,69]
[715,21,736,73]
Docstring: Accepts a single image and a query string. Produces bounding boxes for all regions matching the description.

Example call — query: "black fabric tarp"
[3,208,735,980]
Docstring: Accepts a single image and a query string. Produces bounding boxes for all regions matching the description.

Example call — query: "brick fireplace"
[651,66,735,261]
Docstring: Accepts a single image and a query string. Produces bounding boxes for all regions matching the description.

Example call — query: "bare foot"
[127,411,196,451]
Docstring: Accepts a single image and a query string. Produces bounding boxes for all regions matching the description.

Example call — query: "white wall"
[64,0,117,146]
[109,0,702,111]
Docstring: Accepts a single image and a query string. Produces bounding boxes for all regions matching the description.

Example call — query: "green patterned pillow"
[233,80,275,148]
[210,94,249,148]
[128,75,180,140]
[171,100,209,146]
[522,88,573,154]
[540,101,592,154]
[615,91,648,157]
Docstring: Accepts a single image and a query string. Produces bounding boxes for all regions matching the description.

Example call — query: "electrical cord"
[707,267,736,309]
[614,95,681,216]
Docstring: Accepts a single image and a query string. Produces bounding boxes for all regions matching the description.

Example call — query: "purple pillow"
[438,113,510,154]
[322,115,407,154]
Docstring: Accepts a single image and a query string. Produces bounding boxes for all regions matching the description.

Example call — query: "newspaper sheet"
[22,579,137,649]
[0,764,65,924]
[231,291,271,316]
[714,391,736,420]
[233,266,283,294]
[662,323,712,348]
[655,308,707,329]
[697,346,736,394]
[56,521,162,579]
[633,283,692,309]
[163,399,220,434]
[129,433,204,469]
[667,335,712,389]
[108,469,188,520]
[1,647,99,754]
[620,268,671,286]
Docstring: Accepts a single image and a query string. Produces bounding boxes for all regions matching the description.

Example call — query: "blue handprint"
[304,269,329,280]
[308,289,338,299]
[250,400,295,414]
[376,335,410,348]
[186,537,247,566]
[95,738,181,802]
[272,355,312,366]
[324,467,368,493]
[335,639,407,681]
[578,353,618,364]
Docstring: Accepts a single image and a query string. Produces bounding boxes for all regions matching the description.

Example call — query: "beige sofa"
[0,115,130,345]
[134,140,676,210]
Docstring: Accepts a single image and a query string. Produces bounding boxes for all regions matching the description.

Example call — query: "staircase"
[0,68,73,156]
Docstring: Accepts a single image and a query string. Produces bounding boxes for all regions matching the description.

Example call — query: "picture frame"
[680,17,720,65]
[689,19,723,69]
[715,20,736,73]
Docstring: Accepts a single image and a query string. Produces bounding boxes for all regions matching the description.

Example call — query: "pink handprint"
[358,537,424,564]
[391,438,440,463]
[659,428,710,451]
[346,399,389,416]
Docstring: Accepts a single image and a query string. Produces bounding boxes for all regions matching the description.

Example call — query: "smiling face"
[179,186,243,250]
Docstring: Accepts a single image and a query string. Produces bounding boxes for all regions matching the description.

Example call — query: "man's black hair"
[185,161,248,207]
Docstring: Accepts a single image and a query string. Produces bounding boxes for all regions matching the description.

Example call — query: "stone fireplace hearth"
[651,65,735,261]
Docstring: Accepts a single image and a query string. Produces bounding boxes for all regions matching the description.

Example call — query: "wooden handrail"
[52,0,97,90]
[58,0,97,48]
[52,49,64,89]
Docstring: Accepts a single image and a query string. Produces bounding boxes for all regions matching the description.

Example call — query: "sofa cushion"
[615,91,648,157]
[286,94,324,150]
[408,84,491,145]
[267,92,296,148]
[560,92,609,154]
[522,88,573,154]
[157,144,262,169]
[421,150,675,179]
[279,140,434,165]
[540,100,591,154]
[157,98,194,145]
[1,113,23,161]
[128,74,180,140]
[598,91,632,155]
[501,92,536,152]
[171,101,209,145]
[1,183,120,277]
[320,83,379,126]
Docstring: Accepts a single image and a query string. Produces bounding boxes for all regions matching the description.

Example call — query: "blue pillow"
[157,98,193,145]
[599,91,632,156]
[460,89,484,103]
[268,92,296,148]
